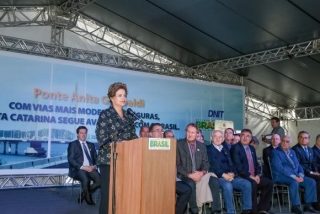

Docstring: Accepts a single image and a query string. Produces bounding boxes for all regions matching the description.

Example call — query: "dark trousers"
[245,176,273,213]
[306,174,320,204]
[74,168,101,194]
[181,176,221,213]
[176,181,191,214]
[99,165,110,214]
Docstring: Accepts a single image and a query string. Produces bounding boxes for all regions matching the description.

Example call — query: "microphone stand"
[111,133,118,214]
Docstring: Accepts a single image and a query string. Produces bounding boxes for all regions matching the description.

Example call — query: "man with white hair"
[207,130,252,214]
[271,135,318,214]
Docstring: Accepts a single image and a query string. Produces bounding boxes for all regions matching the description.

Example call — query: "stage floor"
[0,186,313,214]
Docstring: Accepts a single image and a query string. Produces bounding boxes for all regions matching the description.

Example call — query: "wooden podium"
[109,137,176,214]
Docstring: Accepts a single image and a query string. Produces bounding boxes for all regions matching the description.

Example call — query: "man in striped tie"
[231,129,273,214]
[68,126,101,205]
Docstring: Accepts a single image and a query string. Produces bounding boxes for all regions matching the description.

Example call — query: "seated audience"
[68,126,101,205]
[164,130,175,139]
[139,125,149,137]
[207,130,252,214]
[292,131,320,211]
[177,123,221,214]
[313,134,320,172]
[249,136,259,149]
[149,123,191,214]
[232,134,240,145]
[271,135,318,214]
[231,129,273,214]
[222,128,234,150]
[262,134,281,179]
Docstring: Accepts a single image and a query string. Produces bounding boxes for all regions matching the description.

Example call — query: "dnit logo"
[208,110,224,118]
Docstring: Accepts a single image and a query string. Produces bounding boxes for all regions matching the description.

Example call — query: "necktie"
[245,147,255,176]
[190,143,195,157]
[304,147,309,160]
[82,143,93,166]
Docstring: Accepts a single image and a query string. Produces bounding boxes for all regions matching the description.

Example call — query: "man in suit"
[262,117,285,146]
[313,134,320,172]
[222,128,234,151]
[149,123,191,214]
[177,123,221,214]
[231,129,273,214]
[207,130,252,214]
[271,135,318,213]
[262,134,281,179]
[68,126,101,205]
[292,131,320,211]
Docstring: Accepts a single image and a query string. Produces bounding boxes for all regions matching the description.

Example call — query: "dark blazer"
[313,145,320,171]
[292,143,318,176]
[68,140,98,178]
[270,147,304,181]
[222,141,232,151]
[176,139,209,179]
[230,142,260,179]
[206,143,235,178]
[262,146,275,179]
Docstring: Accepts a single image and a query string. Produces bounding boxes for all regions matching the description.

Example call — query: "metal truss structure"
[0,34,244,86]
[69,14,184,66]
[195,39,320,72]
[0,5,183,66]
[60,0,98,14]
[281,106,320,121]
[0,3,320,121]
[0,173,69,189]
[245,95,281,119]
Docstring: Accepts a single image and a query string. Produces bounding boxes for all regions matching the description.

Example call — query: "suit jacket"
[222,141,232,151]
[265,125,285,144]
[176,139,209,179]
[262,146,275,179]
[207,143,235,178]
[270,147,304,181]
[313,145,320,171]
[230,142,260,179]
[68,140,98,178]
[292,143,318,175]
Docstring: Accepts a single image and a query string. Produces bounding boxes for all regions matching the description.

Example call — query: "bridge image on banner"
[0,50,244,170]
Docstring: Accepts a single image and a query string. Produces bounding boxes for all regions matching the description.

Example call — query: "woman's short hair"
[108,82,128,103]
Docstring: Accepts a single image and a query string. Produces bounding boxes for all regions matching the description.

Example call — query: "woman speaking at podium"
[95,82,138,214]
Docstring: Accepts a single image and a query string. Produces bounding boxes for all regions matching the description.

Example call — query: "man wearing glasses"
[149,123,191,214]
[176,123,221,214]
[292,131,320,211]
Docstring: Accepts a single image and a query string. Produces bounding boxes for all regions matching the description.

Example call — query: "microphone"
[127,108,143,122]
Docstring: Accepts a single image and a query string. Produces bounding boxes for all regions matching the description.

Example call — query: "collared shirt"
[213,144,223,152]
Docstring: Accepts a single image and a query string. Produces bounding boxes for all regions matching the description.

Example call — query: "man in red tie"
[231,129,273,214]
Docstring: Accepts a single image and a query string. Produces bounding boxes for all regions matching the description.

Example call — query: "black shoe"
[313,203,320,211]
[211,211,221,214]
[77,192,85,204]
[84,192,95,205]
[304,205,319,213]
[291,206,303,214]
[241,210,251,214]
